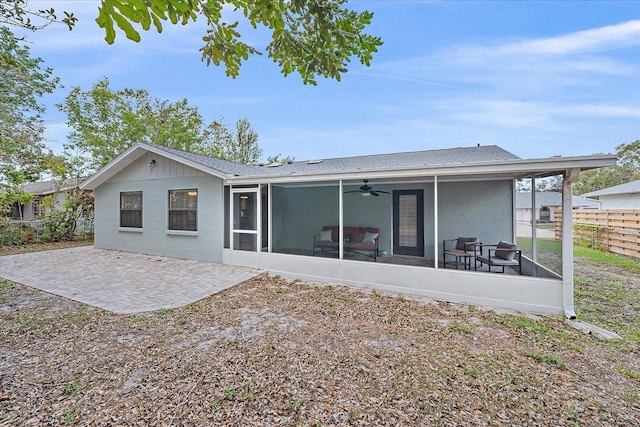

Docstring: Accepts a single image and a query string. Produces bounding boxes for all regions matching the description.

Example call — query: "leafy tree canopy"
[573,139,640,195]
[0,26,59,188]
[96,0,382,84]
[201,117,262,164]
[0,0,76,31]
[3,1,381,85]
[58,78,285,171]
[58,78,208,172]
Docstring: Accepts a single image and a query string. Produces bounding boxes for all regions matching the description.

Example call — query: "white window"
[120,191,142,228]
[168,189,197,231]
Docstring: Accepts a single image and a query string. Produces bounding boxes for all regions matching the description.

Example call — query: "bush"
[0,222,37,246]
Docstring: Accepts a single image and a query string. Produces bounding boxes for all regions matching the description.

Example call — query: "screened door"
[393,190,424,256]
[232,190,259,251]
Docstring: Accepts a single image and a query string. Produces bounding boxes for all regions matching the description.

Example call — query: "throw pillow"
[456,237,478,251]
[362,232,379,244]
[320,229,333,241]
[496,240,517,260]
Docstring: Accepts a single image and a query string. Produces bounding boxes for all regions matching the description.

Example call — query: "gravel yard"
[1,250,638,426]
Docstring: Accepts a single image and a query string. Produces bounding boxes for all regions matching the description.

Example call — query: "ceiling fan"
[344,180,390,197]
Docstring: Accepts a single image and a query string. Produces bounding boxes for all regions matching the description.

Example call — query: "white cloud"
[372,20,639,86]
[500,20,640,56]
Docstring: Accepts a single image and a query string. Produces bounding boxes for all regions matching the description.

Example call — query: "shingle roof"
[581,180,640,197]
[149,144,520,177]
[20,178,82,195]
[147,144,262,177]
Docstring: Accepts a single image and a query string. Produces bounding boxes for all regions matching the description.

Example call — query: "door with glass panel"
[392,190,424,256]
[232,190,259,251]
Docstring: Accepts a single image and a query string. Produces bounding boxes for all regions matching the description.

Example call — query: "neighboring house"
[581,180,640,210]
[80,143,616,316]
[10,179,81,220]
[515,191,600,224]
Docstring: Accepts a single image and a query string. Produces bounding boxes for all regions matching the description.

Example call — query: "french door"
[393,190,424,257]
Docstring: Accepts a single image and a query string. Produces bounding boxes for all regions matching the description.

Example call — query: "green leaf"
[96,6,117,44]
[167,0,191,14]
[111,10,141,42]
[151,14,164,33]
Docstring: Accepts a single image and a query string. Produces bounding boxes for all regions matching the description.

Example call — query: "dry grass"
[0,248,638,425]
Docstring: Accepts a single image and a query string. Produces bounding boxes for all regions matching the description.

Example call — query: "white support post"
[267,183,272,253]
[257,184,262,253]
[562,168,580,319]
[433,175,439,269]
[531,177,537,263]
[339,180,344,260]
[229,185,234,251]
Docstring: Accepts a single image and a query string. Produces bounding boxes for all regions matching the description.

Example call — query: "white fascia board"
[225,154,618,186]
[80,143,230,190]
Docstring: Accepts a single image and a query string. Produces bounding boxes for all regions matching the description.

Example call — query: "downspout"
[562,168,580,319]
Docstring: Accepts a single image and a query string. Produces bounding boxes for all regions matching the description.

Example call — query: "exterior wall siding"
[599,194,640,210]
[438,180,514,249]
[94,156,223,263]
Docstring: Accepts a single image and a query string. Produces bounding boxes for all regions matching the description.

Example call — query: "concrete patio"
[0,246,263,314]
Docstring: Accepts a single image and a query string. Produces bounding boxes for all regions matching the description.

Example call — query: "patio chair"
[443,237,479,270]
[475,241,522,274]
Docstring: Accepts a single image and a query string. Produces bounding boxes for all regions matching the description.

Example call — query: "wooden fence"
[555,210,640,259]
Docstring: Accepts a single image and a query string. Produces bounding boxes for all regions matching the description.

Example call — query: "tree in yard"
[58,78,288,169]
[58,78,208,172]
[40,187,94,242]
[0,25,59,214]
[573,140,640,195]
[201,117,262,164]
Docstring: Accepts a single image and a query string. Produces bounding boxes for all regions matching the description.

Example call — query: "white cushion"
[319,229,333,241]
[362,232,379,244]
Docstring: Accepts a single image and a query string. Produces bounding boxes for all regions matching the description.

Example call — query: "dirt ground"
[1,252,638,426]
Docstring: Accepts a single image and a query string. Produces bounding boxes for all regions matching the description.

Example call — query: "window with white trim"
[168,189,197,231]
[120,191,142,228]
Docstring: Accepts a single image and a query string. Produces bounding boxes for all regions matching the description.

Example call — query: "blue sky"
[20,1,640,162]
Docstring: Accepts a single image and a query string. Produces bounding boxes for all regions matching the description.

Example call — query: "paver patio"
[0,246,263,313]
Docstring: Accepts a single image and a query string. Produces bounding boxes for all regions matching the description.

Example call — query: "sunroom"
[223,154,616,317]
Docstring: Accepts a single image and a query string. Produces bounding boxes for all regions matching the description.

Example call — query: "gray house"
[515,191,599,224]
[80,143,616,316]
[582,180,640,210]
[11,178,82,220]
